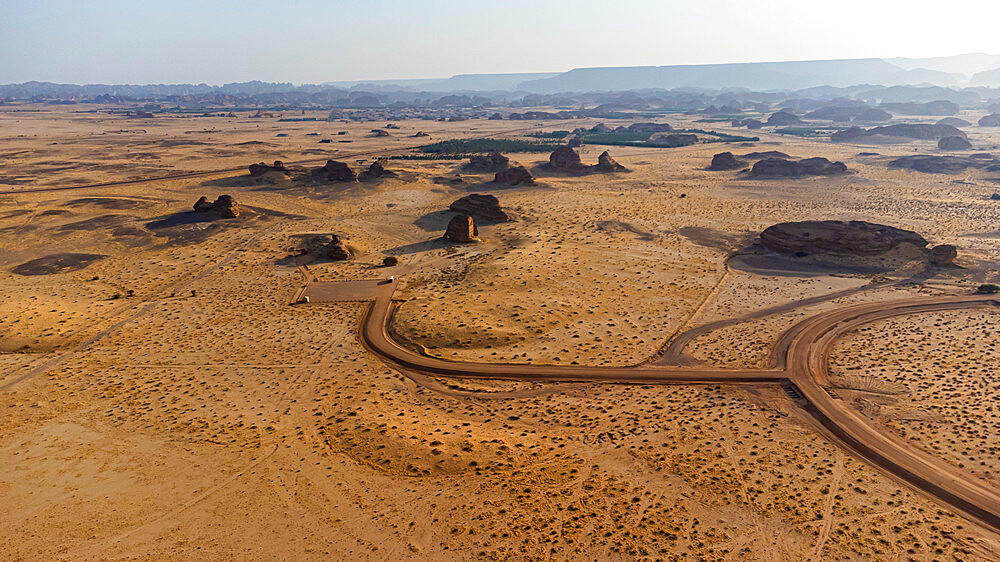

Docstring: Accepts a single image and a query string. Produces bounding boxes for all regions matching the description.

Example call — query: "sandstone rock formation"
[449,194,513,222]
[832,123,966,142]
[358,160,396,181]
[938,136,972,150]
[193,195,240,218]
[937,117,971,127]
[494,165,535,185]
[651,133,698,147]
[305,234,351,260]
[750,157,847,177]
[312,160,357,182]
[466,152,510,172]
[761,220,928,256]
[979,113,1000,127]
[548,146,585,170]
[567,138,583,148]
[929,244,957,267]
[887,155,985,174]
[627,122,673,133]
[248,160,287,176]
[766,111,803,126]
[444,214,479,243]
[594,151,626,172]
[708,152,744,171]
[411,131,430,137]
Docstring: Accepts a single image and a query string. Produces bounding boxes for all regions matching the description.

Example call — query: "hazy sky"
[3,0,999,84]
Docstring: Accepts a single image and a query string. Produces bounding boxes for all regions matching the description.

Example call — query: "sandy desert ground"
[2,104,1000,559]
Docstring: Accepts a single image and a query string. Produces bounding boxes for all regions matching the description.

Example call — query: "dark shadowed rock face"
[834,123,966,142]
[652,133,698,147]
[750,157,847,177]
[937,117,971,127]
[449,194,513,223]
[980,114,1000,127]
[627,122,673,133]
[358,160,396,181]
[312,160,357,182]
[305,234,351,260]
[708,152,744,171]
[494,165,535,185]
[548,146,585,170]
[444,214,479,243]
[887,155,986,174]
[466,152,510,172]
[193,195,240,218]
[248,160,287,176]
[594,151,626,172]
[761,221,928,256]
[929,244,957,267]
[938,136,973,151]
[766,111,803,126]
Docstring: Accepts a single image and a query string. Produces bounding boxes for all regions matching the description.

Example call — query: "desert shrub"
[976,283,1000,294]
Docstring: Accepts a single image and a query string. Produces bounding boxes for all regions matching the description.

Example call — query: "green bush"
[976,283,1000,294]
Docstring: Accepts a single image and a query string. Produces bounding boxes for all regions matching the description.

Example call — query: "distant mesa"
[938,136,973,151]
[979,113,1000,127]
[650,133,698,147]
[749,157,847,177]
[626,122,673,133]
[831,123,966,142]
[937,117,971,127]
[411,131,430,137]
[803,106,890,123]
[494,164,535,185]
[708,152,745,171]
[854,108,893,122]
[743,150,791,160]
[465,152,510,173]
[761,221,928,256]
[887,155,996,174]
[248,160,287,176]
[733,118,764,129]
[305,234,352,261]
[765,111,803,126]
[358,160,396,181]
[312,160,358,182]
[193,194,240,218]
[444,214,479,243]
[508,111,576,120]
[449,193,514,223]
[880,100,958,116]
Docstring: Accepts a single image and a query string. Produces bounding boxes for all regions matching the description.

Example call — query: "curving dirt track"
[357,278,1000,533]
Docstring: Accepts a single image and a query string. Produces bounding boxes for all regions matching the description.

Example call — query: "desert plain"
[2,103,1000,560]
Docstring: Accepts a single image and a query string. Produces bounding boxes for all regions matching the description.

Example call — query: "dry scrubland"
[1,105,1000,559]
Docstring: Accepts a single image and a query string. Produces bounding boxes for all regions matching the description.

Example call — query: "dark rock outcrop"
[594,151,626,172]
[708,152,744,171]
[938,136,973,151]
[627,122,673,133]
[937,117,971,127]
[193,195,240,218]
[444,214,479,243]
[358,160,396,181]
[449,194,513,222]
[548,146,585,170]
[766,111,803,126]
[411,131,430,137]
[312,160,357,182]
[305,234,351,260]
[979,113,1000,127]
[466,152,511,172]
[248,160,287,176]
[494,165,535,185]
[743,151,791,160]
[929,244,957,267]
[761,220,928,256]
[888,155,984,174]
[834,123,966,142]
[854,108,892,122]
[750,157,847,177]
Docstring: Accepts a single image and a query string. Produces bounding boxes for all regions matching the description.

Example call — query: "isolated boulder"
[796,157,848,176]
[708,152,744,171]
[248,160,287,176]
[979,114,1000,127]
[305,234,351,260]
[760,220,928,256]
[548,146,585,170]
[594,151,627,172]
[929,244,957,267]
[193,195,240,218]
[449,193,513,222]
[466,152,510,172]
[766,111,803,126]
[494,165,535,185]
[938,136,972,151]
[358,160,396,181]
[312,160,357,182]
[444,214,479,243]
